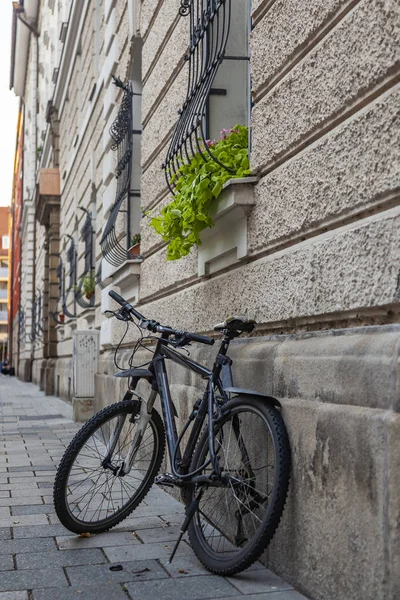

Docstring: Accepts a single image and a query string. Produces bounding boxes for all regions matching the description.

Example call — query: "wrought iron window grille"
[100,76,141,267]
[62,235,77,319]
[29,291,43,343]
[51,253,65,325]
[75,208,95,309]
[18,308,26,345]
[163,0,249,193]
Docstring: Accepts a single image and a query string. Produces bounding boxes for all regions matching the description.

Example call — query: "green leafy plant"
[150,125,250,260]
[82,271,96,299]
[130,233,141,247]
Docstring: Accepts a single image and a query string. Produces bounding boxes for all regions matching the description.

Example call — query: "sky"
[0,2,20,208]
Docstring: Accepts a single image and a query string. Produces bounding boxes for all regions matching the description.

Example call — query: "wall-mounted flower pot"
[128,243,141,257]
[59,314,65,324]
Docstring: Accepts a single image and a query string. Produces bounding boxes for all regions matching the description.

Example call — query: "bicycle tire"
[53,400,165,534]
[186,395,291,575]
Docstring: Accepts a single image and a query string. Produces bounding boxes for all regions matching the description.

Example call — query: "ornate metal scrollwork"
[75,209,95,309]
[18,308,25,345]
[100,76,140,267]
[51,253,65,325]
[62,235,77,318]
[179,0,191,16]
[163,0,234,193]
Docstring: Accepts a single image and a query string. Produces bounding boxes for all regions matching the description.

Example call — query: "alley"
[0,376,308,600]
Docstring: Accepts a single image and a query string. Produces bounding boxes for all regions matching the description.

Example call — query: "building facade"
[9,1,400,599]
[0,207,10,362]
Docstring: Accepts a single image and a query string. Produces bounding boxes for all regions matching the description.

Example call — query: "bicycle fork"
[102,390,157,476]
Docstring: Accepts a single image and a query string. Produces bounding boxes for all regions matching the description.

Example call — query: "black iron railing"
[18,308,25,345]
[75,208,95,309]
[29,291,43,342]
[100,76,141,266]
[62,235,77,318]
[163,0,235,192]
[51,253,64,325]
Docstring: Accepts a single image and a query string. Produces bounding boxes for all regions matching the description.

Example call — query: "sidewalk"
[0,376,309,600]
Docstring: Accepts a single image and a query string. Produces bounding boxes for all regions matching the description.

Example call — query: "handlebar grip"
[108,290,126,307]
[189,333,215,346]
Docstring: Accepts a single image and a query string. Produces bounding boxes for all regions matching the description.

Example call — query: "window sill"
[198,176,258,276]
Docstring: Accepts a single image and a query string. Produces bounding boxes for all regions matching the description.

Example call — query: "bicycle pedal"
[155,473,181,487]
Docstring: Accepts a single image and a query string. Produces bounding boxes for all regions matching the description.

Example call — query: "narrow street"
[0,376,308,600]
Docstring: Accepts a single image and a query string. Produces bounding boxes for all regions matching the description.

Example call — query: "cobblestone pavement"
[0,376,309,600]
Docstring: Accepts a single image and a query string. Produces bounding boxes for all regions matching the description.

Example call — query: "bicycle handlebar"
[108,290,214,346]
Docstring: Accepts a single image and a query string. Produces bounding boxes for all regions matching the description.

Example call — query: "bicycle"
[54,290,291,575]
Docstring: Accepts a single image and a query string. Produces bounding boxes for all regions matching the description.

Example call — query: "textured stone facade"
[10,1,400,599]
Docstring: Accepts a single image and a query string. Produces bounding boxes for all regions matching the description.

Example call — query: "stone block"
[142,19,188,122]
[248,85,400,255]
[251,0,349,96]
[16,549,106,570]
[139,207,400,335]
[124,574,238,600]
[141,155,169,211]
[102,151,115,187]
[72,397,94,422]
[142,67,187,167]
[265,400,394,600]
[251,0,400,173]
[101,38,119,87]
[65,560,167,586]
[143,0,183,79]
[139,246,198,301]
[104,0,117,24]
[104,8,116,57]
[0,569,68,592]
[32,586,129,600]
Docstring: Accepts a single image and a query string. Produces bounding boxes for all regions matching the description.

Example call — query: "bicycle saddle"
[214,316,256,333]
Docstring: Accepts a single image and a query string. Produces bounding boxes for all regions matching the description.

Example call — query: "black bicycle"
[54,290,291,575]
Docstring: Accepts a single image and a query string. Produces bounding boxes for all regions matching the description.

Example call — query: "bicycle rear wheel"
[186,396,290,575]
[54,400,165,534]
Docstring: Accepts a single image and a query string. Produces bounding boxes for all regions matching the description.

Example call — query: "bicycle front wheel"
[54,400,165,534]
[186,396,291,575]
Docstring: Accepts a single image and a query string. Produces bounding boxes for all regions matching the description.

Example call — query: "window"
[164,0,250,191]
[2,236,9,250]
[100,40,142,268]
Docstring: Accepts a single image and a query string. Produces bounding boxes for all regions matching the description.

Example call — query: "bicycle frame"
[120,333,232,481]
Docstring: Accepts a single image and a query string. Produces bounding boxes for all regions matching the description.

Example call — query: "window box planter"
[198,176,258,276]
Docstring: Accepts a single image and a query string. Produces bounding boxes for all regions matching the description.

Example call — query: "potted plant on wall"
[58,313,65,324]
[128,233,141,257]
[82,272,96,300]
[150,125,251,260]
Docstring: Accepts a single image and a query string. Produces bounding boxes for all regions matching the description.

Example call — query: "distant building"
[0,207,10,362]
[8,106,23,371]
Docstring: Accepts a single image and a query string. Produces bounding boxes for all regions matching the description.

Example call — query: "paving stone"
[0,568,68,592]
[0,514,48,527]
[220,594,309,600]
[16,548,106,569]
[11,505,55,516]
[31,585,129,600]
[0,492,10,498]
[227,569,294,594]
[0,528,11,540]
[13,524,67,538]
[0,497,44,507]
[0,538,57,555]
[0,591,29,600]
[104,542,173,563]
[56,531,142,550]
[66,560,167,586]
[0,555,14,571]
[124,574,238,600]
